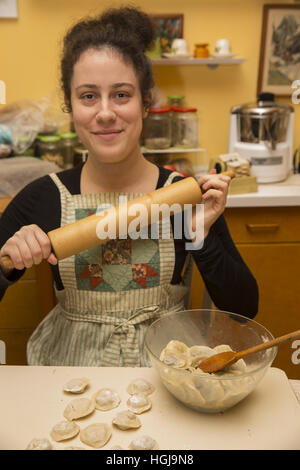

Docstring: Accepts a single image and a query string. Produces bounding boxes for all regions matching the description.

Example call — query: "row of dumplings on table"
[26,377,158,450]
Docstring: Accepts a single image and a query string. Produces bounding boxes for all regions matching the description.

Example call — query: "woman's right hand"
[0,224,58,272]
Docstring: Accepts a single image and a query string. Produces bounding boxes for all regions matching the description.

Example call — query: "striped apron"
[27,171,188,366]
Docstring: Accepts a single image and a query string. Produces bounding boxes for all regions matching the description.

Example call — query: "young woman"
[0,7,258,366]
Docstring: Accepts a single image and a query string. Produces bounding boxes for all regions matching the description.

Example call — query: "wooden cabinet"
[224,206,300,379]
[0,198,56,365]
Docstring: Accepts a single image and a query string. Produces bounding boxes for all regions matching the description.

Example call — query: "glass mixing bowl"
[144,309,277,413]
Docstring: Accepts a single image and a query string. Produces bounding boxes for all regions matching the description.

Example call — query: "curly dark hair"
[61,6,156,112]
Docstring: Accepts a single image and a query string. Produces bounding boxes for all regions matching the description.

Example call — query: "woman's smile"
[91,129,124,142]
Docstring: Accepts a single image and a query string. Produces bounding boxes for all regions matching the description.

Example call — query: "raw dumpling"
[63,397,95,421]
[160,340,190,368]
[159,340,252,412]
[126,393,151,414]
[213,344,233,354]
[26,438,52,450]
[112,410,142,430]
[213,344,247,374]
[164,340,189,355]
[189,345,214,359]
[160,348,189,368]
[63,378,90,394]
[80,423,112,449]
[93,388,121,411]
[129,435,158,450]
[127,378,155,396]
[180,379,206,407]
[50,420,80,442]
[193,375,224,405]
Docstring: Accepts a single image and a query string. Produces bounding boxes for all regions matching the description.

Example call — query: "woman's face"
[70,48,147,165]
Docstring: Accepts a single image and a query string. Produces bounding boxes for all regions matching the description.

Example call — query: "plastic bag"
[0,124,12,157]
[0,156,60,197]
[0,124,12,144]
[0,94,69,154]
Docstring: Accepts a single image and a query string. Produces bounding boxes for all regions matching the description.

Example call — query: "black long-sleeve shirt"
[0,164,258,318]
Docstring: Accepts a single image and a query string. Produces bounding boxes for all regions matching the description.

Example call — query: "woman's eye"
[82,93,95,101]
[116,92,129,99]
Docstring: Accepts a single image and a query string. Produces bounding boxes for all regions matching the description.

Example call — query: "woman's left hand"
[191,171,231,239]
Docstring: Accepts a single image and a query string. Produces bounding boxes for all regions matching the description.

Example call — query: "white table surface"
[0,366,299,450]
[290,379,300,403]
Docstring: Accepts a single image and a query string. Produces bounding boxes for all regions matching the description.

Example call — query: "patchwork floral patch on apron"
[27,171,188,366]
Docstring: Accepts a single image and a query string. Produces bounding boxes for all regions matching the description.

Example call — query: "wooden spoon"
[197,329,300,374]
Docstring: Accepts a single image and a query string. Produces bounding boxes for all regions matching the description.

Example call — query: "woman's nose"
[95,101,116,123]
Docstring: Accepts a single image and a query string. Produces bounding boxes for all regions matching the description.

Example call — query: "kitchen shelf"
[142,146,207,171]
[151,57,245,69]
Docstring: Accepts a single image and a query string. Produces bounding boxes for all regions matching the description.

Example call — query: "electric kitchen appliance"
[228,93,294,183]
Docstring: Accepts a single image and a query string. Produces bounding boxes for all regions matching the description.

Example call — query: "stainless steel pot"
[231,100,293,150]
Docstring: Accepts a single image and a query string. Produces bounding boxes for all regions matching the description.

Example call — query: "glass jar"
[172,107,199,148]
[194,43,210,58]
[143,107,172,149]
[167,97,185,146]
[60,132,78,169]
[167,94,185,108]
[74,145,89,167]
[38,135,64,168]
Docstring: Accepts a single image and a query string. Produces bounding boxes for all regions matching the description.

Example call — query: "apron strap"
[101,305,160,367]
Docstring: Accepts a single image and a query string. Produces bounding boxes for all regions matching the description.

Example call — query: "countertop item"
[0,366,299,450]
[144,309,276,413]
[0,156,60,197]
[226,173,300,207]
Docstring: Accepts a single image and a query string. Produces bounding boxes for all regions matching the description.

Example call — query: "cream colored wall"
[0,0,298,163]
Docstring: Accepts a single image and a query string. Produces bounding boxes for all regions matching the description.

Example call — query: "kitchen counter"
[0,366,299,450]
[1,165,300,210]
[227,174,300,208]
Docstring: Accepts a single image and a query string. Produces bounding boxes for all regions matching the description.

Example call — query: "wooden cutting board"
[0,366,299,450]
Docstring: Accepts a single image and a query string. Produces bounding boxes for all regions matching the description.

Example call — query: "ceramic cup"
[171,39,188,55]
[214,38,231,55]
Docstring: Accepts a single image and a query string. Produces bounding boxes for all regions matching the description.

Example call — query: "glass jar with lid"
[167,97,185,146]
[143,107,172,149]
[74,145,89,167]
[38,135,64,168]
[194,43,209,58]
[60,132,78,169]
[167,94,185,108]
[172,107,199,148]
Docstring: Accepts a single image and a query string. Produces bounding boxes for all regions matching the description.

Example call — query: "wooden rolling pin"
[0,171,234,269]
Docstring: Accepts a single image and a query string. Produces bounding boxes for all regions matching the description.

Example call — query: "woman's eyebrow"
[112,83,135,89]
[75,83,135,90]
[75,84,98,90]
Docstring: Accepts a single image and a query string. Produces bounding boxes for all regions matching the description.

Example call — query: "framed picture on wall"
[0,0,18,18]
[150,14,184,55]
[257,4,300,96]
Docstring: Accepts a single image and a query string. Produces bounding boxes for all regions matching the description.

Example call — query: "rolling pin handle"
[0,255,15,270]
